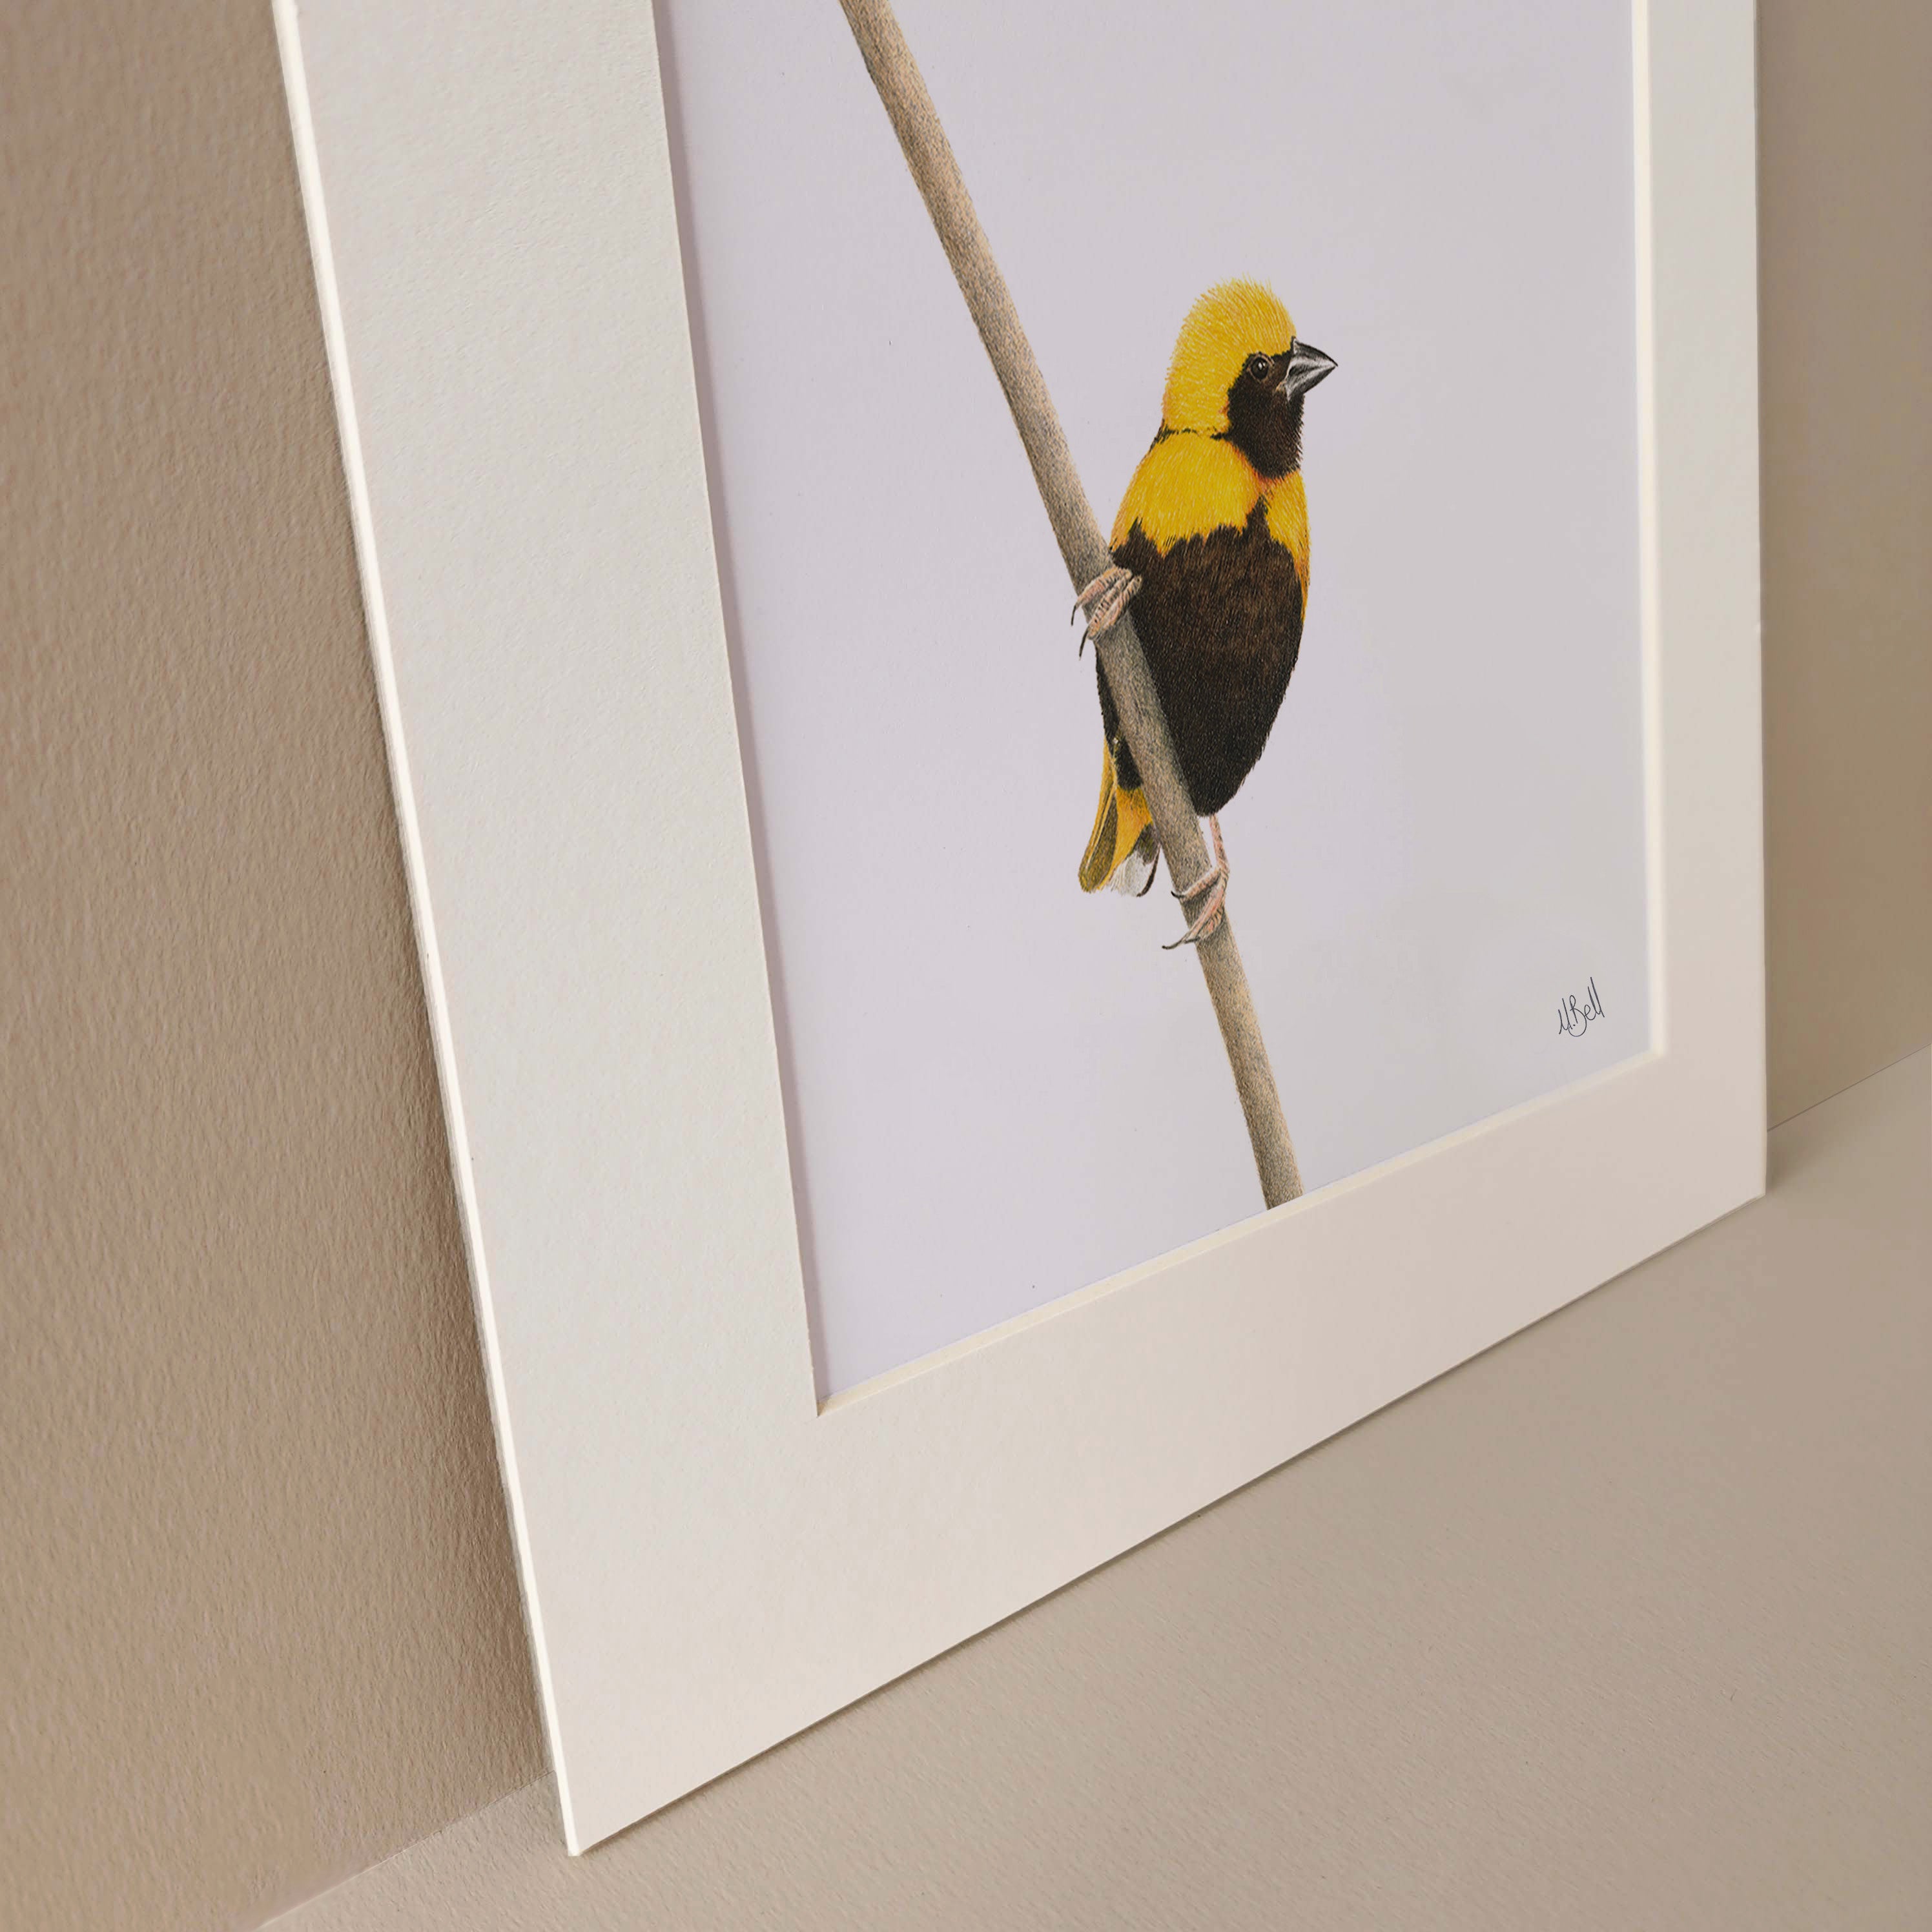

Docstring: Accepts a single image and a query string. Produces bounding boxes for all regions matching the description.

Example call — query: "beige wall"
[1758,0,1932,1116]
[1,6,543,1927]
[1,2,1926,1928]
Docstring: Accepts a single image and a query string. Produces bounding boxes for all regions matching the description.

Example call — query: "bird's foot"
[1071,566,1142,654]
[1163,816,1229,949]
[1163,863,1226,947]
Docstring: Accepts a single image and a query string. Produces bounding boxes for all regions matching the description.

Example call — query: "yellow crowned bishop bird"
[1073,280,1335,945]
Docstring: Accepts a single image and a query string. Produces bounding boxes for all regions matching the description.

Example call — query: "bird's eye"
[1246,354,1273,384]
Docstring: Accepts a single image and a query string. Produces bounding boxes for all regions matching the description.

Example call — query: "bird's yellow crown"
[1160,280,1297,435]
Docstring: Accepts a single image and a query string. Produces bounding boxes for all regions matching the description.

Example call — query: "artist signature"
[1557,978,1606,1038]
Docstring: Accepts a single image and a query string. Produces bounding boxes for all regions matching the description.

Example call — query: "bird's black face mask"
[1224,339,1335,480]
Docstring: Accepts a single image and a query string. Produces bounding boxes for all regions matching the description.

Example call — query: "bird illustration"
[1073,281,1334,945]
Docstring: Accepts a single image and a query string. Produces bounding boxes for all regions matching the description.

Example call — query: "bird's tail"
[1078,742,1158,896]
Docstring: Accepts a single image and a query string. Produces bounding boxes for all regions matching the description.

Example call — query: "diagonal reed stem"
[836,0,1301,1206]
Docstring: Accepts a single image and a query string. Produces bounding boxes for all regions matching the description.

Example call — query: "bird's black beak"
[1281,340,1337,399]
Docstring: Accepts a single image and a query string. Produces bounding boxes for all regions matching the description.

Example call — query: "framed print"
[274,0,1763,1851]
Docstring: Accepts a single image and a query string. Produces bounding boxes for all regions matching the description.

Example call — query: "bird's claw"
[1071,566,1142,655]
[1162,861,1228,947]
[1162,815,1230,949]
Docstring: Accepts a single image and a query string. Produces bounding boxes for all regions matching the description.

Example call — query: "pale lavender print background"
[653,0,1647,1393]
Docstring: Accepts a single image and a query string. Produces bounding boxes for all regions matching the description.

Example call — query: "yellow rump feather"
[1078,741,1154,892]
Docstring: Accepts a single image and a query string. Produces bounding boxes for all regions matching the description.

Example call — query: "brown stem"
[834,0,1301,1208]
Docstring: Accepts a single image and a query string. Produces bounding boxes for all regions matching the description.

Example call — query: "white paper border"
[274,0,1762,1849]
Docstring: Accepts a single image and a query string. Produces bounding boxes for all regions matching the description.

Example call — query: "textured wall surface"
[0,5,543,1930]
[1758,0,1932,1120]
[1,0,1927,1927]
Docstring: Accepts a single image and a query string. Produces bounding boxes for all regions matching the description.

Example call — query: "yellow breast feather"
[1109,433,1260,555]
[1263,471,1310,593]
